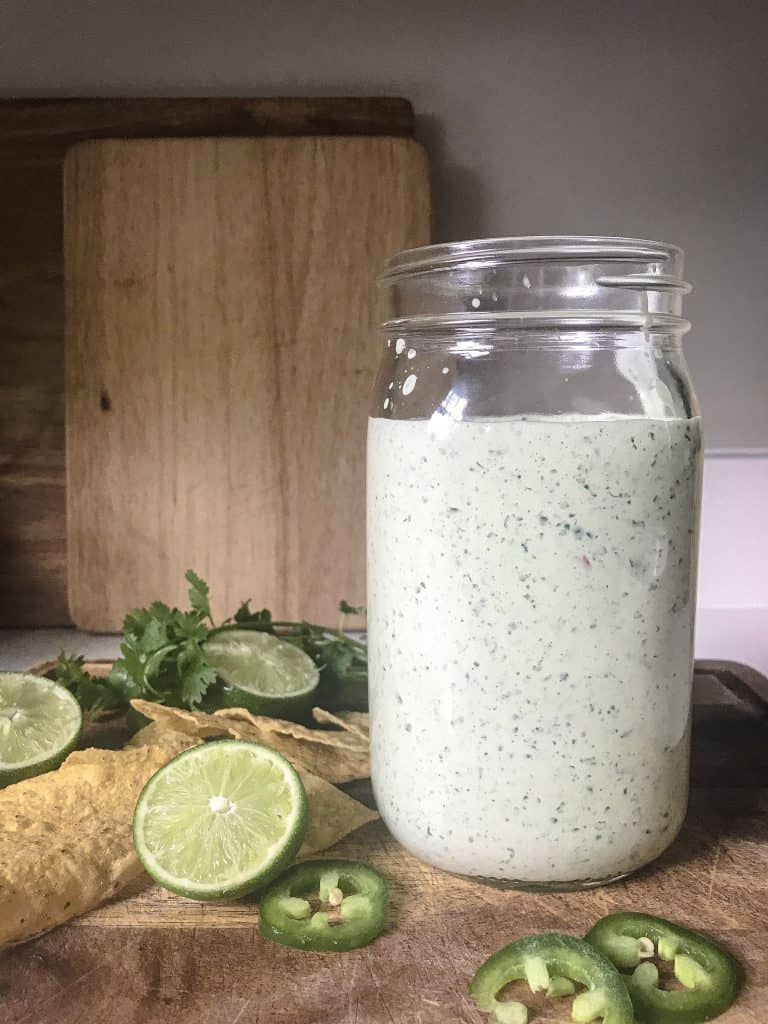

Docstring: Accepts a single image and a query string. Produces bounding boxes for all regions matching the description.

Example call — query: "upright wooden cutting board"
[64,136,429,630]
[0,97,417,627]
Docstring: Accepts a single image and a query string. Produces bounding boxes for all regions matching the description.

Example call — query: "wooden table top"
[1,660,766,1023]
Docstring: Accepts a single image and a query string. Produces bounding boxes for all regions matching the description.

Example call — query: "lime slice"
[0,672,83,787]
[133,739,308,900]
[203,629,319,720]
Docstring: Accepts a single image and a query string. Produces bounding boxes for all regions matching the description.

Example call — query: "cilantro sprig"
[54,571,367,719]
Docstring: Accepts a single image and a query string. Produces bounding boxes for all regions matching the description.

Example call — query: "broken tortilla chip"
[217,707,367,751]
[295,767,378,857]
[131,700,370,783]
[0,735,197,946]
[219,717,369,784]
[338,711,370,733]
[128,702,226,739]
[312,707,370,742]
[125,721,200,755]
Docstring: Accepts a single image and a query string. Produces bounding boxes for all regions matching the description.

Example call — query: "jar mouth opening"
[380,235,686,283]
[379,235,691,327]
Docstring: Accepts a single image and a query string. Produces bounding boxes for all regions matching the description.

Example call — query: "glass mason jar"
[366,236,702,890]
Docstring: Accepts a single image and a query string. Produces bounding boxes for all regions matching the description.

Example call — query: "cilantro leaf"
[53,652,127,719]
[116,643,149,691]
[176,641,218,707]
[54,651,90,692]
[123,606,154,643]
[339,599,364,616]
[234,600,272,628]
[105,659,143,702]
[173,610,210,642]
[186,569,214,624]
[320,643,356,678]
[141,616,171,653]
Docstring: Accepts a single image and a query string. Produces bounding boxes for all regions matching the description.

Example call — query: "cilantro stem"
[209,621,367,655]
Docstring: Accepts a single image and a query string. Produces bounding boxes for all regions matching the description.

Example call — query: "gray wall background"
[2,0,765,448]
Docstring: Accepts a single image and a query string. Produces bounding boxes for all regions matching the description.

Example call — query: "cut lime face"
[203,629,319,720]
[0,672,83,787]
[133,739,308,900]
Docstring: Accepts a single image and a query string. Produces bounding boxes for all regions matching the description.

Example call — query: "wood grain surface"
[0,150,68,625]
[0,98,416,155]
[0,664,766,1023]
[0,97,422,627]
[64,136,429,629]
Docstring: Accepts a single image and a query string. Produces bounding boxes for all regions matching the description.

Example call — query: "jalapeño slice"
[469,932,634,1024]
[586,912,741,1024]
[259,859,388,953]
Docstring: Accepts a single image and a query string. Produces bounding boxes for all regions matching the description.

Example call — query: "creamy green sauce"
[367,414,701,884]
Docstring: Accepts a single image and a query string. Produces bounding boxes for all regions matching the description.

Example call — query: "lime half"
[133,739,308,900]
[0,672,83,787]
[203,629,319,720]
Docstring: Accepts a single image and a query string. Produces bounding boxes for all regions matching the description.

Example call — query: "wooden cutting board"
[0,97,422,627]
[1,661,766,1023]
[64,134,429,630]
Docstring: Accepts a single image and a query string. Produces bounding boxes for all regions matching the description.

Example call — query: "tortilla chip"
[0,739,196,946]
[217,707,367,751]
[125,721,199,756]
[340,711,370,732]
[295,768,378,857]
[131,700,370,783]
[74,728,194,763]
[218,712,370,782]
[312,707,370,742]
[129,702,226,739]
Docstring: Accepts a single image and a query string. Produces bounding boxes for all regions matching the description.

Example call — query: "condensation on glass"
[366,237,701,889]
